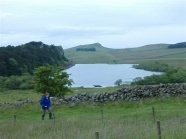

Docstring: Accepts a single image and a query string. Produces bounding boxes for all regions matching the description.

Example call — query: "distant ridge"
[74,43,102,52]
[64,42,186,68]
[75,43,103,48]
[65,43,109,51]
[64,43,116,64]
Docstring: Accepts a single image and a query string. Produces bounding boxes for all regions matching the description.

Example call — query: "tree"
[114,79,123,86]
[0,41,72,76]
[33,65,73,96]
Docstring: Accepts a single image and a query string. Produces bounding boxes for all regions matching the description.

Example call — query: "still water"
[66,64,161,87]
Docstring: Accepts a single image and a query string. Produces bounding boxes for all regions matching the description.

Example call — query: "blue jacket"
[40,96,51,109]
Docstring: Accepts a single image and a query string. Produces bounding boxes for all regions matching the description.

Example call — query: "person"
[40,92,52,120]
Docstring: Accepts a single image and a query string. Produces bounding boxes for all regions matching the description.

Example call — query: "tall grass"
[0,110,186,139]
[0,96,186,139]
[0,90,186,138]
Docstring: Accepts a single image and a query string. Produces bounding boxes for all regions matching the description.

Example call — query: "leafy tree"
[9,58,18,67]
[133,77,142,83]
[33,65,73,96]
[114,79,123,86]
[0,41,72,76]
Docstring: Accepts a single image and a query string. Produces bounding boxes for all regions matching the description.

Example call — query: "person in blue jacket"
[40,92,52,120]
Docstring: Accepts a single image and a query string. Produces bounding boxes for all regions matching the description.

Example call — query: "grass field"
[0,89,186,139]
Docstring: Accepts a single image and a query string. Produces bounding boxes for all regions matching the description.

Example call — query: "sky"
[0,0,186,49]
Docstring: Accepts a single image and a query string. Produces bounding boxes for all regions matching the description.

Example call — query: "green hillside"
[64,42,186,68]
[64,43,117,63]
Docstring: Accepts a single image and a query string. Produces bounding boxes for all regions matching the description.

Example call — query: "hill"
[64,42,186,68]
[0,41,72,76]
[64,43,121,63]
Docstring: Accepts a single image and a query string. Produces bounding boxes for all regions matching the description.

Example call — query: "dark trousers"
[41,107,52,120]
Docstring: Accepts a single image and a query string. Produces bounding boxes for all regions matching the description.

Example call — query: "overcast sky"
[0,0,186,49]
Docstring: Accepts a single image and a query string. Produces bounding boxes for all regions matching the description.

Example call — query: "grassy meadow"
[0,89,186,139]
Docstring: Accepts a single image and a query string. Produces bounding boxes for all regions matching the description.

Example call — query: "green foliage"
[0,74,33,90]
[76,47,96,51]
[0,41,71,76]
[133,62,169,72]
[114,79,123,86]
[33,65,73,96]
[132,62,186,85]
[168,42,186,49]
[8,58,18,67]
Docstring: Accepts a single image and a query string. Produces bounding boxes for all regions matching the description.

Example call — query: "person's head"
[45,91,50,97]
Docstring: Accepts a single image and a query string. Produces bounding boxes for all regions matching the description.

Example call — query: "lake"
[65,64,161,87]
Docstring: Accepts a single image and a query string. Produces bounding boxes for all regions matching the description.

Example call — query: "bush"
[132,64,186,85]
[0,74,33,90]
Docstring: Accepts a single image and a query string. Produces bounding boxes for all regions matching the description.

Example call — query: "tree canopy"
[168,42,186,49]
[0,41,72,76]
[132,62,186,85]
[33,65,73,97]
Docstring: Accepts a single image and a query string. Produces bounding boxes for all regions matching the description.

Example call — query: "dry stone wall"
[1,83,186,107]
[55,83,186,106]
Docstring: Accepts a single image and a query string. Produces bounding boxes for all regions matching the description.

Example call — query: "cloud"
[0,0,185,48]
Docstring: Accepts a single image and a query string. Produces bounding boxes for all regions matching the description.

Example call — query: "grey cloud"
[0,0,185,48]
